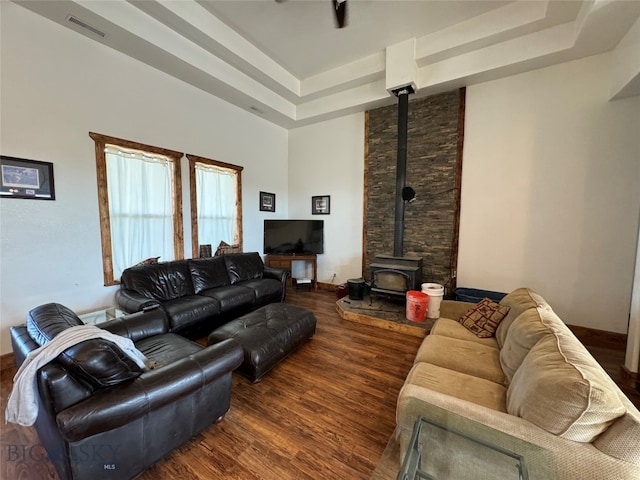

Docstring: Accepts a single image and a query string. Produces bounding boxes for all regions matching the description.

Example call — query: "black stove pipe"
[393,86,413,257]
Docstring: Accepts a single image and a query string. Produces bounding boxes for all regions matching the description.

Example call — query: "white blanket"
[5,324,151,426]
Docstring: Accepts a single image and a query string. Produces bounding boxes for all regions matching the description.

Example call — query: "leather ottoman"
[207,303,317,382]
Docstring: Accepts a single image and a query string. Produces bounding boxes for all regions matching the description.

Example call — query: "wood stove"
[369,85,424,299]
[370,254,423,297]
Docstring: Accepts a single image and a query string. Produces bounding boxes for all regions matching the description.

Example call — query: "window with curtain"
[90,132,184,285]
[187,154,243,258]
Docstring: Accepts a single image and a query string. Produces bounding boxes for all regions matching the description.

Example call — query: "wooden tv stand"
[265,254,317,291]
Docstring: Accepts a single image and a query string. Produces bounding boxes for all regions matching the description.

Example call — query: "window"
[90,132,184,285]
[187,154,243,258]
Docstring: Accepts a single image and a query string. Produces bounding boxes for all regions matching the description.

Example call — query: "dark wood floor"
[1,289,638,479]
[0,290,422,479]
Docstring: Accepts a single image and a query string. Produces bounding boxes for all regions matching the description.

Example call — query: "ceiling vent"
[66,15,106,38]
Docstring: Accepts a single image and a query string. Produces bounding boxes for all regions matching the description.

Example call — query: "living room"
[1,1,640,478]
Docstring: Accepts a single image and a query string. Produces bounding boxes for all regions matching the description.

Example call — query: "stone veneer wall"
[364,89,464,295]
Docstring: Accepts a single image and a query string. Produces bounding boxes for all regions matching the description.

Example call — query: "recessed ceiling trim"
[12,0,639,129]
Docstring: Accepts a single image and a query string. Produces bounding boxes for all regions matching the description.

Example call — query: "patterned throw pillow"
[134,256,160,267]
[215,241,241,256]
[458,298,511,338]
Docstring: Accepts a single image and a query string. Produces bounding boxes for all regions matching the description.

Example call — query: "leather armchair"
[10,303,243,480]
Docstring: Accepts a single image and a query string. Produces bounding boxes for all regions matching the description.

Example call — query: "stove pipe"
[392,85,414,257]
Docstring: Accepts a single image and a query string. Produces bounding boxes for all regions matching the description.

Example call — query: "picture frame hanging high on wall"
[259,191,276,212]
[312,195,330,215]
[0,156,56,200]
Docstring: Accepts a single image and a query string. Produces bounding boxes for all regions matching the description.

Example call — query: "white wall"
[288,114,365,285]
[2,4,639,358]
[626,216,640,372]
[459,53,640,334]
[0,3,288,354]
[611,16,640,100]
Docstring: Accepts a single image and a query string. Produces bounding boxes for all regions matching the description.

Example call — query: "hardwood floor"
[1,289,638,479]
[0,290,422,480]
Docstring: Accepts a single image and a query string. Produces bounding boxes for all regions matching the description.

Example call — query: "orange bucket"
[406,290,429,322]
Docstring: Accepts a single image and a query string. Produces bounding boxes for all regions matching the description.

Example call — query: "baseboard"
[622,365,639,379]
[621,365,639,389]
[566,324,627,350]
[316,282,337,292]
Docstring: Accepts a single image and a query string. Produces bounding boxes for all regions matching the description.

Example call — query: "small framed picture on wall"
[312,195,330,215]
[0,155,55,200]
[259,191,276,212]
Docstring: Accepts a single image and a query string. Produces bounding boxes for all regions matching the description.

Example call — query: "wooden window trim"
[186,154,243,259]
[90,132,184,286]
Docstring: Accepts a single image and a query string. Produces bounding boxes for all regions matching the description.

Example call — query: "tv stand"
[266,254,317,291]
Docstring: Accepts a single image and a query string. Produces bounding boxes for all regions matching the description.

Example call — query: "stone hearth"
[336,295,434,338]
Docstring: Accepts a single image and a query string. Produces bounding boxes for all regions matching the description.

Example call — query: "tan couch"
[396,287,640,479]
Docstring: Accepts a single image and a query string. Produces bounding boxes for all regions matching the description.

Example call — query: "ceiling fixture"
[332,0,348,28]
[66,14,106,38]
[276,0,347,28]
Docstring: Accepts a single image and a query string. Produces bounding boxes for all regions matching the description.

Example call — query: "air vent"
[66,15,106,38]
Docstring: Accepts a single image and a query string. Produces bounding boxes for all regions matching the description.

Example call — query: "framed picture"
[259,191,276,212]
[0,156,55,200]
[312,195,330,215]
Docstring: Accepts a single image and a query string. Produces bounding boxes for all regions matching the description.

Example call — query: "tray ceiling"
[13,0,640,128]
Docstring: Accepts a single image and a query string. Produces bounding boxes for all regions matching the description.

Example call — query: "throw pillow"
[458,298,511,338]
[58,339,143,388]
[134,256,160,267]
[27,303,84,347]
[215,240,241,256]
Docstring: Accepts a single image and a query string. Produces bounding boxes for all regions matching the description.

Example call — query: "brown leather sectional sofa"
[10,303,244,480]
[116,252,289,338]
[8,252,291,480]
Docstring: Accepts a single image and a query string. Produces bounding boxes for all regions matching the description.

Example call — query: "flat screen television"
[263,220,324,255]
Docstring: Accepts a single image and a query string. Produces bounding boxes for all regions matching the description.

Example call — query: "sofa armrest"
[264,266,290,302]
[56,338,243,442]
[10,325,39,367]
[396,385,640,479]
[115,288,160,313]
[99,308,169,342]
[439,300,475,320]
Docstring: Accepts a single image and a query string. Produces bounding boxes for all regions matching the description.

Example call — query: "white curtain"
[106,147,174,280]
[196,162,237,247]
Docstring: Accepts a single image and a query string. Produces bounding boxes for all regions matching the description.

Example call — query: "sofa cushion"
[58,339,143,388]
[401,362,507,413]
[414,335,505,385]
[495,287,551,348]
[457,298,510,338]
[27,303,83,346]
[27,303,142,388]
[224,252,264,284]
[593,410,640,464]
[121,260,195,301]
[162,295,221,333]
[499,307,563,383]
[237,278,283,305]
[26,303,143,388]
[199,285,256,313]
[430,318,499,349]
[507,334,625,442]
[188,257,231,294]
[135,333,203,366]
